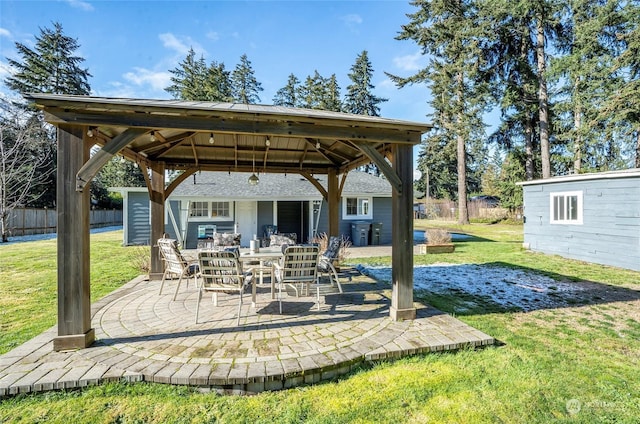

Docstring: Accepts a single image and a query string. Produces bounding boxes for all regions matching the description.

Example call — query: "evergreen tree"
[389,0,491,224]
[497,150,526,212]
[552,0,627,173]
[484,3,540,180]
[297,71,328,109]
[231,54,263,104]
[205,61,233,102]
[5,21,91,95]
[343,50,388,116]
[165,48,208,100]
[273,73,300,107]
[603,0,640,168]
[321,74,342,112]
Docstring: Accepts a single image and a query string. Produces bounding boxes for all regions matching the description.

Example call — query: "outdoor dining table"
[238,247,284,301]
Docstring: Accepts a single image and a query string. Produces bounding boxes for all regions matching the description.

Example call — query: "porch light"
[248,173,259,185]
[248,139,259,185]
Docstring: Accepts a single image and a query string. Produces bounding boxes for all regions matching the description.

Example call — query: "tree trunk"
[536,17,551,179]
[525,115,535,180]
[456,71,469,225]
[573,78,582,173]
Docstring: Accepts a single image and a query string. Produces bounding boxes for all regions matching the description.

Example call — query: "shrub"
[425,228,452,245]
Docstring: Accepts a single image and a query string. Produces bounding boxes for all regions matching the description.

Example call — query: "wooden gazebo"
[25,94,432,351]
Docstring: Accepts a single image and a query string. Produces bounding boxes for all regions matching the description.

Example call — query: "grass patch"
[0,231,143,354]
[1,223,639,422]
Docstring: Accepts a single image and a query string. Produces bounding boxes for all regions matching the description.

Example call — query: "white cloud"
[341,14,363,26]
[206,31,219,42]
[159,32,205,57]
[123,67,171,91]
[0,28,11,38]
[393,51,426,72]
[64,0,94,12]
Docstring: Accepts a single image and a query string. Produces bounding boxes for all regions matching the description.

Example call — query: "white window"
[550,191,583,225]
[343,197,372,219]
[189,201,208,218]
[188,201,234,221]
[211,201,230,218]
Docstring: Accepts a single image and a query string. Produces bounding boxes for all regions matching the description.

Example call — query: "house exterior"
[114,170,393,249]
[519,169,640,271]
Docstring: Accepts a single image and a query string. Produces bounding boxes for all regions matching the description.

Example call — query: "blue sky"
[0,0,433,125]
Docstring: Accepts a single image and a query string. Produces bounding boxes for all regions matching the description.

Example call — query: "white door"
[236,201,257,247]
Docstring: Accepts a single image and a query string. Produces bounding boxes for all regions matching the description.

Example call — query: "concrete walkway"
[0,261,494,396]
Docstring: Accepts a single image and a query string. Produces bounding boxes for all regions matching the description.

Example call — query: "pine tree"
[205,61,233,102]
[273,74,300,107]
[321,74,342,112]
[552,0,627,173]
[389,0,491,224]
[297,71,328,109]
[5,22,91,95]
[343,50,387,116]
[165,48,208,100]
[231,54,263,104]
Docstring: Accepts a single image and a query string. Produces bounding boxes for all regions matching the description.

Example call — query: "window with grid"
[189,201,208,218]
[550,191,583,224]
[211,201,230,218]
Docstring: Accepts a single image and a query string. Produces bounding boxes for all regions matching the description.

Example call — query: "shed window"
[211,202,230,218]
[189,201,208,218]
[188,201,233,221]
[343,197,372,219]
[550,191,583,225]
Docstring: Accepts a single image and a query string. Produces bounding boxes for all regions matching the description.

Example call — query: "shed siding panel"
[523,176,640,271]
[127,192,150,245]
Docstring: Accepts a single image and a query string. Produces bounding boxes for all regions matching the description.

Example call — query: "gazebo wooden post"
[327,168,340,237]
[390,143,416,321]
[148,161,166,279]
[54,124,95,351]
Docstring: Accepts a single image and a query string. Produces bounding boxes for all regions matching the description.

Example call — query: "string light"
[209,133,215,144]
[150,131,156,142]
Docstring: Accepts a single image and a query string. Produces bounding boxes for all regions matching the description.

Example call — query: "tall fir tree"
[390,0,491,224]
[5,21,91,95]
[165,48,208,100]
[343,50,388,116]
[297,71,328,109]
[551,0,627,173]
[273,73,300,107]
[231,54,263,104]
[321,74,342,112]
[204,61,233,102]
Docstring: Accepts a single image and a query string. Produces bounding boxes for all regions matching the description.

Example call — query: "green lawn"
[1,224,639,423]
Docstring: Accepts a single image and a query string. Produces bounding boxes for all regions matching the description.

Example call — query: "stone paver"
[0,262,494,396]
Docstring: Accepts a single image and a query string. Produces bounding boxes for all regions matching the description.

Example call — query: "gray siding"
[523,176,640,271]
[126,192,150,245]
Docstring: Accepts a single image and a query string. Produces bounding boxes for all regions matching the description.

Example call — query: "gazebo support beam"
[148,162,166,279]
[390,143,416,321]
[327,168,340,237]
[54,124,94,351]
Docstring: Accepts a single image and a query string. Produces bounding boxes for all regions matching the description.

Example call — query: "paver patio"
[0,261,494,396]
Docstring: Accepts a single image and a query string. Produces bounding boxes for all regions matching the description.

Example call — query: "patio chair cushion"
[270,233,296,246]
[213,232,241,247]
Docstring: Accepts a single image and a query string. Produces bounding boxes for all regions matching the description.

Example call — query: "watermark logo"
[566,399,581,415]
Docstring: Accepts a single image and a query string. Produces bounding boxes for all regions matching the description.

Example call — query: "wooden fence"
[5,208,123,236]
[414,199,519,221]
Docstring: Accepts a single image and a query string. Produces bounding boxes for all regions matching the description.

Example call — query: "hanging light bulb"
[150,131,156,142]
[265,136,270,147]
[86,127,94,138]
[248,141,259,185]
[120,155,126,164]
[209,133,215,144]
[316,141,321,149]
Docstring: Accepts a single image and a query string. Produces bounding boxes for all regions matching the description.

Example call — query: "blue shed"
[519,169,640,271]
